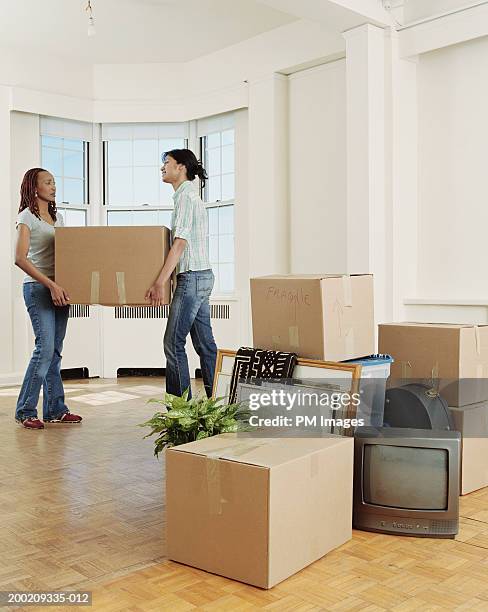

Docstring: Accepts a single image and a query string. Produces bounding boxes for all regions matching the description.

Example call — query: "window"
[41,135,89,226]
[201,128,235,293]
[105,137,185,207]
[103,123,187,227]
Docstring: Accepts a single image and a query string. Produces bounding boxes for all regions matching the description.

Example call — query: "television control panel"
[355,513,457,538]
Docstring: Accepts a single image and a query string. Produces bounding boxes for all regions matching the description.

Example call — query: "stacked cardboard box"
[378,323,488,407]
[166,433,353,588]
[250,274,375,361]
[55,226,171,306]
[450,402,488,495]
[379,322,488,495]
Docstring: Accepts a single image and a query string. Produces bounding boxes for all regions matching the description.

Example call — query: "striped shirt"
[171,180,211,274]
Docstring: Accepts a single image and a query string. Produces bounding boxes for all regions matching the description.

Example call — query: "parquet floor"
[1,377,488,612]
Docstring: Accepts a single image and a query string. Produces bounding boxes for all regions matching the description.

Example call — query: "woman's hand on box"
[145,282,165,307]
[49,282,70,307]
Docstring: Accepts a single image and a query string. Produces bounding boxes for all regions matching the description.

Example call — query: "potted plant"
[139,389,251,457]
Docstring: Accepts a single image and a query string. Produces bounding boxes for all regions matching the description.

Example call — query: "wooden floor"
[1,377,488,611]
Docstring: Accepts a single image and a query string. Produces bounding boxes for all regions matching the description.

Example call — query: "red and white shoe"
[45,412,82,424]
[16,417,45,429]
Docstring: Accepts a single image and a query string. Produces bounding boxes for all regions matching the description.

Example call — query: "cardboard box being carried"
[378,323,488,407]
[250,274,375,361]
[450,402,488,495]
[55,226,171,306]
[166,433,353,589]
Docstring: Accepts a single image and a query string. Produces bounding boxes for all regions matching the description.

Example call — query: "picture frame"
[212,348,362,435]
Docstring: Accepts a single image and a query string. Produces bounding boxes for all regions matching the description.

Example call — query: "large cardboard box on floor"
[250,274,374,361]
[450,402,488,495]
[378,323,488,407]
[166,433,353,589]
[55,226,171,306]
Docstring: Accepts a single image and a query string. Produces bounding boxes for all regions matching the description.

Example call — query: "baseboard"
[0,372,24,387]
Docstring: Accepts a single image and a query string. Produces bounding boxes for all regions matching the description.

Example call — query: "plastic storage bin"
[343,354,394,427]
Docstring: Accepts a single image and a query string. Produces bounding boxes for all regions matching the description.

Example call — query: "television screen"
[363,444,448,511]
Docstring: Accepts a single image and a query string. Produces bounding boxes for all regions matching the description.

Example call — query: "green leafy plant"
[139,389,251,457]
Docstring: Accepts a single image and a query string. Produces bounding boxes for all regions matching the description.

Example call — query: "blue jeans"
[16,282,70,421]
[164,270,218,398]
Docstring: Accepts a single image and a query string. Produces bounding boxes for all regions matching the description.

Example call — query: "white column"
[247,74,289,277]
[388,31,418,321]
[0,86,14,380]
[343,24,388,326]
[10,112,41,383]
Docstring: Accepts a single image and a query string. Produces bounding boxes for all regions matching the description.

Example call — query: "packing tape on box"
[289,326,300,349]
[342,275,353,308]
[116,272,127,305]
[206,458,223,516]
[205,438,277,516]
[401,361,412,378]
[90,271,100,304]
[271,335,281,348]
[475,326,481,356]
[344,328,355,358]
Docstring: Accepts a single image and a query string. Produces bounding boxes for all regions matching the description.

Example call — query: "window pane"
[209,235,219,263]
[220,263,234,292]
[221,173,235,201]
[64,178,84,205]
[133,210,159,225]
[134,166,159,205]
[222,129,234,146]
[54,176,64,203]
[63,138,84,151]
[207,133,220,149]
[108,140,132,166]
[134,139,158,166]
[160,138,186,156]
[207,147,221,176]
[108,167,133,205]
[219,234,234,263]
[207,176,221,202]
[160,180,174,205]
[64,209,87,227]
[208,207,218,235]
[41,135,61,149]
[221,145,234,174]
[42,147,63,176]
[63,150,84,178]
[158,210,173,227]
[107,210,133,226]
[219,206,234,234]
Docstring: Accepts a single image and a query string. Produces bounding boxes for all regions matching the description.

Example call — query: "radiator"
[61,300,239,378]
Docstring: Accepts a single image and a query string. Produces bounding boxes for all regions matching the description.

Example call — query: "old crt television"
[353,427,460,538]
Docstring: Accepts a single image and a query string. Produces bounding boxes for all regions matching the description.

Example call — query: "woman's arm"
[15,224,70,306]
[145,238,187,307]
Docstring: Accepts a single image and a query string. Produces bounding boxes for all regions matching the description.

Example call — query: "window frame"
[40,132,90,227]
[200,129,236,295]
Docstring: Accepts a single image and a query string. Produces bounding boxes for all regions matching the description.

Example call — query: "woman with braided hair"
[14,168,82,429]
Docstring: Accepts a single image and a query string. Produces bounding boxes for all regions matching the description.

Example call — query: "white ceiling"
[0,0,297,64]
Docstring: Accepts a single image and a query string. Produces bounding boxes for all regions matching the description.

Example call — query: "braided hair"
[19,168,57,222]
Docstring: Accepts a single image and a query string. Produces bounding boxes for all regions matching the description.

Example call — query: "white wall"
[417,36,488,299]
[10,112,41,377]
[0,46,93,99]
[404,0,474,22]
[0,87,13,377]
[288,60,347,274]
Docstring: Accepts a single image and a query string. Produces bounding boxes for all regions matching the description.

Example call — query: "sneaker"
[45,412,82,424]
[16,417,44,429]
